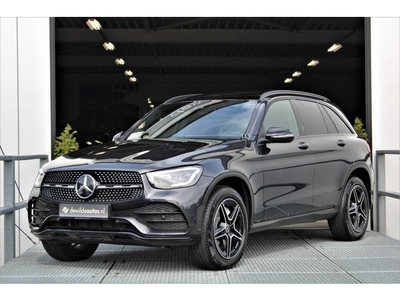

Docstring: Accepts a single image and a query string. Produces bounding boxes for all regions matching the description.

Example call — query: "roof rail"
[164,94,202,104]
[259,90,330,102]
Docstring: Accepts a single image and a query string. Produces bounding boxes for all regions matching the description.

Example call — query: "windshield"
[125,99,257,141]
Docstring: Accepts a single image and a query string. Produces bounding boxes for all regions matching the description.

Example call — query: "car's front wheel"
[328,176,370,241]
[189,186,248,270]
[42,241,99,261]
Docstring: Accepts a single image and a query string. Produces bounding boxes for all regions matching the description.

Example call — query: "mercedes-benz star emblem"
[75,174,97,199]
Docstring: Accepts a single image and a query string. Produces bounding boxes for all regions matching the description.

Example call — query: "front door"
[259,99,315,222]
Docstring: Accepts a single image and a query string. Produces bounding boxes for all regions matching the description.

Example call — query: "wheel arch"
[347,166,373,205]
[328,167,372,241]
[201,172,253,227]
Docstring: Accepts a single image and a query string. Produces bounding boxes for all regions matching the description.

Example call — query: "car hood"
[42,138,245,173]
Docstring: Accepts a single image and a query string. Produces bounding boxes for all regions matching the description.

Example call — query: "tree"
[353,117,369,142]
[54,124,79,158]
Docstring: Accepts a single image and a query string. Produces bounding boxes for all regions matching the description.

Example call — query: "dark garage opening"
[54,17,366,150]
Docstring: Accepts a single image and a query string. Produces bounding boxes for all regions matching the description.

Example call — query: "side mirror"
[112,131,123,141]
[265,127,295,143]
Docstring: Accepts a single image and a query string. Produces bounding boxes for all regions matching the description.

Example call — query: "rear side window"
[295,100,328,135]
[320,105,339,133]
[322,105,353,134]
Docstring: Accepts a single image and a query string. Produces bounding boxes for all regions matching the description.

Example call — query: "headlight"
[146,166,203,189]
[34,168,45,188]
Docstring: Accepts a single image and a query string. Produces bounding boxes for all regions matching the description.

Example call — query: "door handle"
[337,140,347,147]
[297,142,309,150]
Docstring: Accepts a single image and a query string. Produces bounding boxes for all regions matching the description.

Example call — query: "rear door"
[292,99,355,211]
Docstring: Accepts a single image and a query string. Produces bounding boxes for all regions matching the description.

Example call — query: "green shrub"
[54,124,79,158]
[353,117,369,142]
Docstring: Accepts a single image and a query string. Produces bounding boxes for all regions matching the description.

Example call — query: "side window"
[320,104,338,134]
[322,105,353,134]
[263,100,299,137]
[295,100,328,135]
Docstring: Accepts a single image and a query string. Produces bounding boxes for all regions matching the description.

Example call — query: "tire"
[189,186,248,270]
[328,176,370,241]
[42,241,99,261]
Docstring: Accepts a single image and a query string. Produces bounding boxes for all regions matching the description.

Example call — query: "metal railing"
[0,154,48,264]
[374,150,400,235]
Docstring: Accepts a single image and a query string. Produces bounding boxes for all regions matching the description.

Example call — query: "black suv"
[28,90,373,270]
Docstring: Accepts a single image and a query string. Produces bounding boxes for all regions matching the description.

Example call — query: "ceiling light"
[149,104,154,108]
[284,78,293,83]
[307,60,319,67]
[124,70,133,76]
[103,42,115,51]
[327,43,342,52]
[129,77,137,82]
[147,98,152,103]
[115,58,125,65]
[86,19,102,31]
[292,71,302,77]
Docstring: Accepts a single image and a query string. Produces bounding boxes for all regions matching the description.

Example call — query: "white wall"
[0,17,52,265]
[371,17,400,240]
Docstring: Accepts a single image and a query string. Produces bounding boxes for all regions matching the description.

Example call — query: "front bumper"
[28,196,202,247]
[28,175,213,247]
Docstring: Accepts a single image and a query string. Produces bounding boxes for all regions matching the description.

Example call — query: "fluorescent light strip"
[103,42,115,51]
[86,19,102,31]
[327,43,342,52]
[124,70,133,76]
[284,78,293,83]
[115,58,125,65]
[307,60,319,67]
[292,71,302,77]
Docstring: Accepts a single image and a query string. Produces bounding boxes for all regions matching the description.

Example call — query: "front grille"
[44,171,142,185]
[41,171,143,203]
[44,171,84,184]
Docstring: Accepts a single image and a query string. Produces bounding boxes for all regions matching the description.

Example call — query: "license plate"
[59,203,109,219]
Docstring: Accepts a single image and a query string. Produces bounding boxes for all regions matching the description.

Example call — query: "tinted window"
[126,100,257,140]
[170,101,256,138]
[322,105,353,134]
[263,100,299,137]
[295,100,328,135]
[320,105,338,134]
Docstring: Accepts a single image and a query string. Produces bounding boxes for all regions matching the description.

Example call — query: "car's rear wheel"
[189,185,248,270]
[328,176,369,241]
[42,241,99,261]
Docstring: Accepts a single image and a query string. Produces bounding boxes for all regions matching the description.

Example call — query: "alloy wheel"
[348,184,368,233]
[213,198,245,260]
